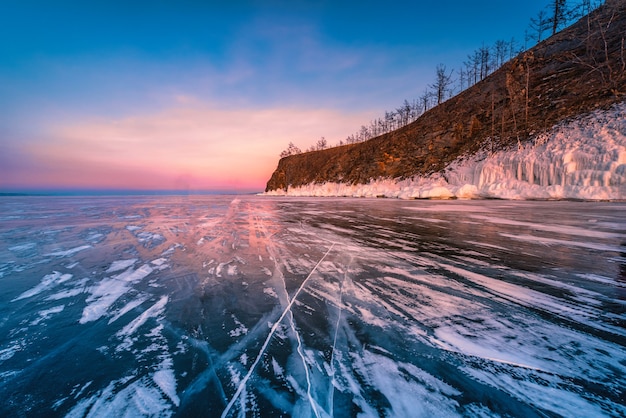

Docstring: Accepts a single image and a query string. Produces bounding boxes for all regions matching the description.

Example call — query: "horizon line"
[0,188,263,197]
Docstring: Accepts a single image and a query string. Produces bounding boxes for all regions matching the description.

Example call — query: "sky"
[1,0,551,193]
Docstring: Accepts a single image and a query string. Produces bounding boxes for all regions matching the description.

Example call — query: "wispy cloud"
[5,1,530,192]
[7,101,375,190]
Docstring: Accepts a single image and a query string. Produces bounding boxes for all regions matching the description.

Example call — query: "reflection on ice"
[0,196,624,417]
[45,245,92,257]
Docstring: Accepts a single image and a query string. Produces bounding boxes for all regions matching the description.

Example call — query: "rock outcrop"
[266,2,626,193]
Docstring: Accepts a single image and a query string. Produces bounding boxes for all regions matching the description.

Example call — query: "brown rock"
[266,2,626,192]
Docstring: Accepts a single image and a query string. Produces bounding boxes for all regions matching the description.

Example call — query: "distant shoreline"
[0,190,261,197]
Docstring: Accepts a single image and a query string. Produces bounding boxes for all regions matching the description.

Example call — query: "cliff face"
[266,2,626,193]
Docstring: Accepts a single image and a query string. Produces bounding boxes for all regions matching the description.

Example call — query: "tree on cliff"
[570,0,626,96]
[551,0,569,35]
[431,64,454,105]
[316,137,328,150]
[280,142,302,158]
[530,9,551,42]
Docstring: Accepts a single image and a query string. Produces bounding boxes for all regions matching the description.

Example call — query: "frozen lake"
[0,195,625,417]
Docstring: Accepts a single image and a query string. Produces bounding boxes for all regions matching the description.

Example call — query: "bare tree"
[291,0,608,156]
[384,111,394,133]
[395,99,412,127]
[479,45,491,79]
[457,66,466,91]
[494,40,508,68]
[419,89,431,113]
[465,51,481,85]
[378,117,386,134]
[410,99,422,121]
[430,64,454,105]
[530,9,551,43]
[571,4,626,96]
[358,125,370,142]
[279,142,302,158]
[508,37,520,60]
[403,99,412,124]
[550,0,568,35]
[577,0,601,17]
[315,137,327,150]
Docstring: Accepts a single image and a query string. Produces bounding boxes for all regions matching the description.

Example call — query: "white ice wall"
[266,103,626,200]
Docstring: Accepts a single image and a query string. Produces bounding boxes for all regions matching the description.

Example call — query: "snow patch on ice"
[136,232,166,248]
[471,215,626,239]
[150,258,169,270]
[228,314,248,338]
[161,243,183,256]
[12,271,73,301]
[108,296,149,324]
[80,265,153,324]
[153,367,179,407]
[106,259,138,273]
[500,232,623,252]
[462,364,615,417]
[577,272,626,287]
[271,357,284,379]
[45,245,91,257]
[65,375,173,418]
[8,243,36,252]
[31,305,65,325]
[359,350,460,417]
[0,341,23,362]
[263,287,278,299]
[117,296,168,338]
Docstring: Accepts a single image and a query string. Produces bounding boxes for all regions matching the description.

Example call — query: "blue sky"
[1,0,551,191]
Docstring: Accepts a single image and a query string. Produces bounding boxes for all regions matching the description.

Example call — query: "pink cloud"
[12,103,375,191]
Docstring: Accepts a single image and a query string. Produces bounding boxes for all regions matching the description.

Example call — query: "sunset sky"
[1,0,549,193]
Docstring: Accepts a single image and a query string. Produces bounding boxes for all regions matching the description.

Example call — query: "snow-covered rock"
[266,103,626,201]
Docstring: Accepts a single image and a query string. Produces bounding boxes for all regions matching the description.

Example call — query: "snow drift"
[266,103,626,200]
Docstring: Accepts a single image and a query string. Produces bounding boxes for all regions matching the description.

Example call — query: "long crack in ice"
[327,258,350,418]
[220,242,336,418]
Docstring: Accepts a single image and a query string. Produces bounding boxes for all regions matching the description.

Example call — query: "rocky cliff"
[266,2,626,193]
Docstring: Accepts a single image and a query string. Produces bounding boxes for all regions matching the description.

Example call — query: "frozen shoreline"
[266,103,626,201]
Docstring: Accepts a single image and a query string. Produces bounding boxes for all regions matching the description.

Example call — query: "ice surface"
[116,296,168,338]
[12,271,73,301]
[45,245,92,257]
[105,259,137,273]
[266,103,626,200]
[153,367,180,407]
[108,297,149,324]
[80,265,153,324]
[1,196,624,418]
[30,305,65,326]
[0,342,23,363]
[8,243,36,252]
[357,351,461,417]
[65,376,174,418]
[500,232,624,252]
[150,258,167,266]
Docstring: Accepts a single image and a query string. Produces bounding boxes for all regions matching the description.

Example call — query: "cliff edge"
[265,2,626,198]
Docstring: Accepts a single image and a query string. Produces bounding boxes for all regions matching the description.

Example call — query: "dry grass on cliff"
[267,2,626,192]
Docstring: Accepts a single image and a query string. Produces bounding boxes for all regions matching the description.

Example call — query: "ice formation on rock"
[266,103,626,200]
